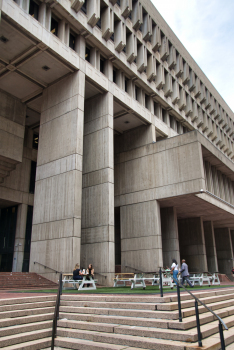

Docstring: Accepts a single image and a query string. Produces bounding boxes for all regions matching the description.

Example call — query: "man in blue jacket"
[180,259,194,287]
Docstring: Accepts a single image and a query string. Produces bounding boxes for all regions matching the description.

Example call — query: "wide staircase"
[0,294,56,349]
[0,273,58,290]
[54,288,234,350]
[1,288,234,349]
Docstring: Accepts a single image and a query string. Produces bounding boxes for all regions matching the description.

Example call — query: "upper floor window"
[51,17,59,36]
[29,0,39,20]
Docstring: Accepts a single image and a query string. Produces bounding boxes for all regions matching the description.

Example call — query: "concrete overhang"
[159,191,234,229]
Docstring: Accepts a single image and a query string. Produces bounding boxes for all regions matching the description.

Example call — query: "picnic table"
[62,273,97,291]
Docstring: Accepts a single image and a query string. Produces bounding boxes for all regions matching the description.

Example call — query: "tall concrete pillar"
[178,217,208,272]
[161,207,180,268]
[203,221,218,272]
[214,228,233,279]
[12,204,27,272]
[81,92,114,286]
[30,71,85,281]
[120,200,163,273]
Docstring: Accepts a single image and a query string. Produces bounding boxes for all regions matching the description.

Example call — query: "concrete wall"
[203,221,218,272]
[115,132,205,203]
[30,72,85,279]
[214,228,234,279]
[81,92,114,286]
[178,217,208,273]
[161,207,180,268]
[120,200,163,273]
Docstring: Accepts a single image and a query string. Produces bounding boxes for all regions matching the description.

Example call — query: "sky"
[151,0,234,113]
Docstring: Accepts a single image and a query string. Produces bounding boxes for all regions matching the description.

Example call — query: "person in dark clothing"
[180,259,193,287]
[86,264,94,287]
[73,263,83,280]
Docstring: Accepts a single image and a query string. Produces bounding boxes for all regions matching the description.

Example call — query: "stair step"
[59,305,179,319]
[0,300,56,312]
[0,320,53,337]
[0,295,56,306]
[61,295,171,303]
[58,315,234,343]
[60,300,157,310]
[0,329,52,347]
[0,337,52,350]
[0,313,54,328]
[0,306,55,319]
[55,336,151,350]
[56,328,186,350]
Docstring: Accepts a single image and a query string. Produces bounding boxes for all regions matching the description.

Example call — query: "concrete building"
[1,0,234,285]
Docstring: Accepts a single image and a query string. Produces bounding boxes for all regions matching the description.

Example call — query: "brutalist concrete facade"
[1,0,234,284]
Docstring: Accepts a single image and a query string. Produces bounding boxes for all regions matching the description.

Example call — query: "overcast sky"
[151,0,234,113]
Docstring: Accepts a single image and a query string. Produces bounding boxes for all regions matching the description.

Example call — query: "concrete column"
[121,200,163,273]
[30,71,85,281]
[81,92,114,286]
[12,204,28,272]
[214,228,233,279]
[203,221,218,272]
[178,217,208,272]
[161,207,180,268]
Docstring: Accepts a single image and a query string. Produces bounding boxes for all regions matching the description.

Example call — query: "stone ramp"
[0,272,58,290]
[55,288,234,350]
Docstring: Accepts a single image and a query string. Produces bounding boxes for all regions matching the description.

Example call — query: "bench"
[62,273,97,291]
[152,271,174,289]
[212,272,220,285]
[113,273,135,287]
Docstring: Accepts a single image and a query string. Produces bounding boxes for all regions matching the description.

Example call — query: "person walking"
[180,259,194,287]
[170,259,179,285]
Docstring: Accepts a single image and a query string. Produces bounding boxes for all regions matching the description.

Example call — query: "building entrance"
[0,206,18,272]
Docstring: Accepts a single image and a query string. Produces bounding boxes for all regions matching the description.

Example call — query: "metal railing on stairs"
[159,268,228,349]
[51,272,62,350]
[34,261,61,274]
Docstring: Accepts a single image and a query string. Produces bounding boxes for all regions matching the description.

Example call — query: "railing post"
[219,320,226,350]
[51,272,62,350]
[177,283,182,322]
[159,267,163,297]
[195,300,202,347]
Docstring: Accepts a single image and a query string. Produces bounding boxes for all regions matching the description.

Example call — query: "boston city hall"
[0,0,234,285]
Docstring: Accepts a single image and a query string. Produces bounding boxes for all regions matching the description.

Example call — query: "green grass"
[8,284,234,294]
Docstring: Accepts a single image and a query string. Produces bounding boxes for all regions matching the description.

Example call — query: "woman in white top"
[170,259,179,285]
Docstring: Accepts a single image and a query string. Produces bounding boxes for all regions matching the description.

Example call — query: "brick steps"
[0,273,58,290]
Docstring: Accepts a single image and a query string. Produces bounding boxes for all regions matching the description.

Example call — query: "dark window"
[69,33,76,50]
[29,161,37,194]
[125,79,128,93]
[169,115,174,128]
[33,133,39,150]
[29,0,39,20]
[0,206,18,272]
[51,17,58,36]
[22,206,33,272]
[128,11,132,20]
[100,57,105,74]
[162,108,166,123]
[116,0,120,6]
[96,17,101,29]
[85,47,90,62]
[122,45,126,53]
[110,32,114,42]
[135,86,138,100]
[81,0,87,14]
[139,24,142,32]
[113,68,117,83]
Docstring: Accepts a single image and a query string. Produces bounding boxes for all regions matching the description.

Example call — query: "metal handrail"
[51,272,62,350]
[34,261,60,274]
[167,274,228,349]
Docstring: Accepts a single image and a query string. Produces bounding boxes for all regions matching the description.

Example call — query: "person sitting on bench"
[86,264,94,287]
[73,263,83,280]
